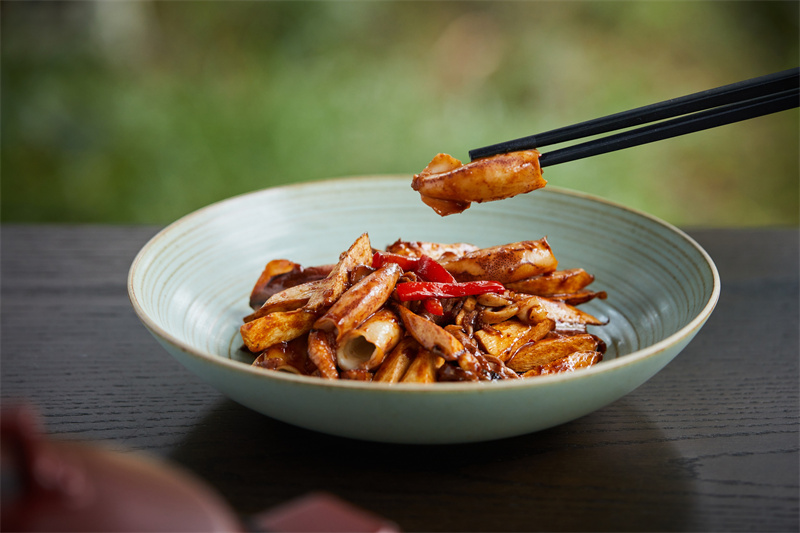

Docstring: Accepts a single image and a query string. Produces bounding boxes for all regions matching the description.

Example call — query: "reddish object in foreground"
[1,404,399,532]
[0,403,242,532]
[251,492,400,533]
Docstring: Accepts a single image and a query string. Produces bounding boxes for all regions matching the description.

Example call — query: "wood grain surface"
[1,225,797,532]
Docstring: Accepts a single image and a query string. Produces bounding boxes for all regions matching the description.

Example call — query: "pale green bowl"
[128,177,719,444]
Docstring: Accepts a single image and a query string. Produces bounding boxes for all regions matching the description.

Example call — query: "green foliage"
[2,1,798,225]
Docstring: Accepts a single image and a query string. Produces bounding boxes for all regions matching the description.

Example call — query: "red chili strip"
[422,298,445,316]
[372,251,418,271]
[415,255,457,283]
[375,252,463,314]
[373,252,456,283]
[396,281,506,301]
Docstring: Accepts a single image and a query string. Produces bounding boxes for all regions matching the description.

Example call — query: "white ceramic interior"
[128,176,719,444]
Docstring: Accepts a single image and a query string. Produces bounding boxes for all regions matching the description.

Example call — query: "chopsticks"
[468,68,800,166]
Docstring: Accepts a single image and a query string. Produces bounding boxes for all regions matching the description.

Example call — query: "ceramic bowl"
[128,176,719,444]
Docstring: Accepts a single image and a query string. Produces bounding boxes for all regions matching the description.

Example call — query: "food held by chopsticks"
[412,69,799,216]
[240,233,607,383]
[411,150,546,216]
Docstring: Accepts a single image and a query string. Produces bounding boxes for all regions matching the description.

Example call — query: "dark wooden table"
[2,225,798,532]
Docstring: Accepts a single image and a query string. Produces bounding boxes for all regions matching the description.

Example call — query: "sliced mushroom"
[240,308,317,353]
[522,351,603,377]
[440,238,558,283]
[396,305,464,361]
[505,268,595,296]
[507,334,602,373]
[411,150,547,216]
[306,233,373,311]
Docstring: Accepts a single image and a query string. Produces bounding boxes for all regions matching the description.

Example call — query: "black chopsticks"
[468,68,800,166]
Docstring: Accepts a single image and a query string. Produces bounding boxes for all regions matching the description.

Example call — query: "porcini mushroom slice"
[249,259,298,310]
[475,318,554,362]
[505,268,595,296]
[385,239,478,261]
[306,233,373,311]
[254,352,304,375]
[440,238,558,283]
[507,334,602,373]
[240,308,317,353]
[396,305,465,361]
[245,279,325,322]
[252,339,313,376]
[548,290,608,306]
[314,263,402,342]
[518,295,606,328]
[336,309,403,371]
[474,320,530,358]
[522,350,603,377]
[249,262,333,311]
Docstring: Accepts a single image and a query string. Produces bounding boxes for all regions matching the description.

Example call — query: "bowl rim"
[127,176,721,393]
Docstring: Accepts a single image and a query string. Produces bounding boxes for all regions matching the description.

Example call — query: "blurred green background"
[2,1,798,226]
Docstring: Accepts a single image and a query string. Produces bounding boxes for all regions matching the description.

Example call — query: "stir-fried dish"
[240,234,608,383]
[412,150,546,216]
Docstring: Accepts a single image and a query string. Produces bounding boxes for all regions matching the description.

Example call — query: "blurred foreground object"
[250,492,400,533]
[0,403,241,532]
[1,404,398,532]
